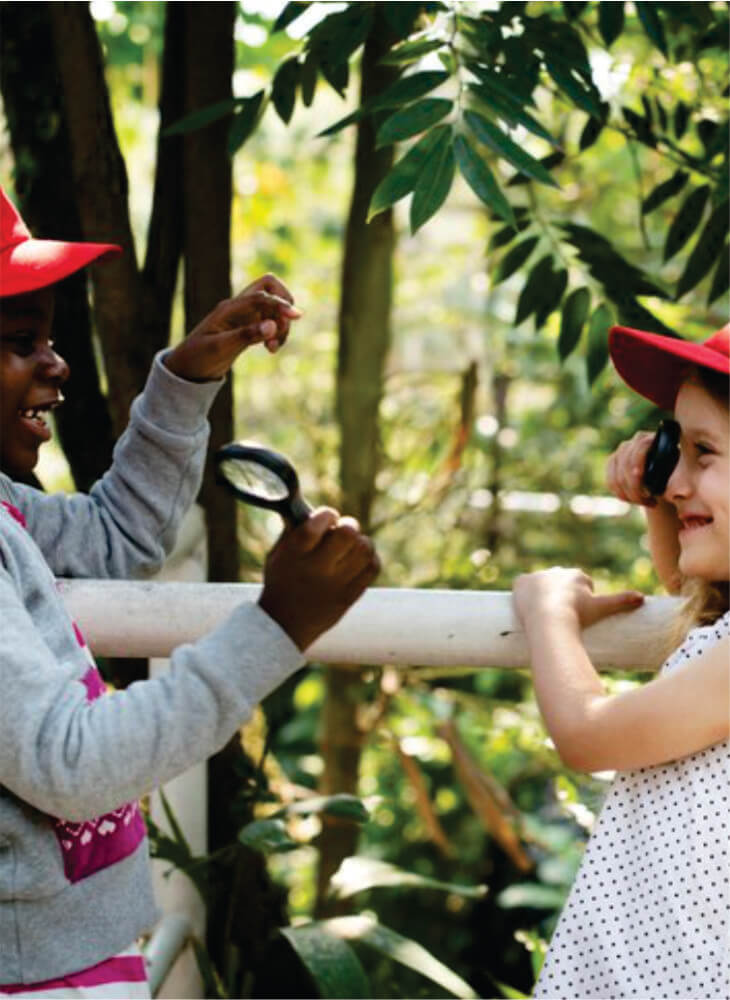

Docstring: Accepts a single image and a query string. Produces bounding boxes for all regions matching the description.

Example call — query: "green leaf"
[318,71,449,138]
[622,106,656,148]
[468,85,559,148]
[560,223,668,298]
[163,98,238,137]
[598,1,624,46]
[676,200,730,298]
[376,98,453,149]
[282,794,370,823]
[674,101,690,139]
[707,242,730,305]
[380,35,445,66]
[272,2,311,33]
[369,70,450,113]
[410,128,455,233]
[228,91,266,154]
[663,184,711,262]
[300,51,318,107]
[586,303,613,384]
[272,57,300,125]
[465,111,560,188]
[280,926,371,999]
[558,287,591,360]
[579,113,604,151]
[515,256,556,326]
[636,3,668,56]
[488,213,531,249]
[493,236,540,285]
[535,267,568,328]
[368,126,448,220]
[238,818,297,854]
[497,883,568,910]
[493,980,530,1000]
[454,134,515,225]
[545,60,603,117]
[329,857,488,900]
[321,915,479,999]
[642,169,689,215]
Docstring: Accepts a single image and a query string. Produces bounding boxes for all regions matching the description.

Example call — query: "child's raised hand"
[258,508,380,652]
[606,431,657,507]
[164,274,302,382]
[513,567,644,632]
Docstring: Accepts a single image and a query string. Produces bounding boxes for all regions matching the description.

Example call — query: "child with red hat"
[512,323,728,998]
[0,188,379,996]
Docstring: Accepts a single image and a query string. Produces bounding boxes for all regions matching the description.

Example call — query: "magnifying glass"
[214,441,313,526]
[642,419,680,497]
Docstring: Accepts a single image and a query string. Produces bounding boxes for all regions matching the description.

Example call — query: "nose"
[39,343,70,385]
[664,452,692,503]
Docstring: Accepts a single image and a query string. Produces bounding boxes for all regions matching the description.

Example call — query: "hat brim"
[0,237,122,297]
[609,325,730,410]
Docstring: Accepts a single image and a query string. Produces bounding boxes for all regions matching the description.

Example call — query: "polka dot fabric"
[534,611,730,1000]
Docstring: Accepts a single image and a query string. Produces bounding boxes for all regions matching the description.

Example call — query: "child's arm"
[11,275,301,579]
[513,568,728,772]
[606,431,682,593]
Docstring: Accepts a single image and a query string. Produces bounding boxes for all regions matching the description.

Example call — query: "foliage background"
[1,2,727,997]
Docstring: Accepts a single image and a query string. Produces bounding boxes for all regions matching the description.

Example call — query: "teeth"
[18,399,62,421]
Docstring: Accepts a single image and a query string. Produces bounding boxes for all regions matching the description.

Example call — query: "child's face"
[666,380,729,583]
[0,287,69,478]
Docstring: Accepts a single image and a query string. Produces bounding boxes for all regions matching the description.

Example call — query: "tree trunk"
[315,20,398,916]
[48,2,148,434]
[0,1,115,488]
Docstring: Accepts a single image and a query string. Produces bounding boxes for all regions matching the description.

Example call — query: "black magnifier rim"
[642,419,680,496]
[214,442,301,505]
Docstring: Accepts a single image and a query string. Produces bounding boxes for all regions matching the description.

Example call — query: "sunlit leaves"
[641,169,689,215]
[558,288,591,361]
[464,111,560,188]
[376,97,453,149]
[586,303,613,384]
[368,126,448,220]
[280,924,371,999]
[675,199,730,299]
[410,125,455,232]
[635,2,668,57]
[663,185,711,262]
[598,2,625,46]
[493,236,539,286]
[453,134,515,225]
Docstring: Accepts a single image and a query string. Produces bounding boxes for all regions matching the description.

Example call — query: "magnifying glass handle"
[284,494,313,526]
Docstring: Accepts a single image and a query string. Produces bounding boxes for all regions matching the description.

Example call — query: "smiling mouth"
[17,398,63,430]
[679,516,713,534]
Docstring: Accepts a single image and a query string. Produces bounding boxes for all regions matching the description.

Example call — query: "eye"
[1,331,36,357]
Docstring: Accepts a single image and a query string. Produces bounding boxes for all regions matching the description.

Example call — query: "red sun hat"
[609,324,730,410]
[0,187,121,298]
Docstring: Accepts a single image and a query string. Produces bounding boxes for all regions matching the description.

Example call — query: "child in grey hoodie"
[0,188,379,995]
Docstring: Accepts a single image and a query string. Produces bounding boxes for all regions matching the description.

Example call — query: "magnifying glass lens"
[218,458,289,501]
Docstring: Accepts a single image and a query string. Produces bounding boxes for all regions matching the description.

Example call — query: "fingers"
[606,433,656,507]
[592,590,645,618]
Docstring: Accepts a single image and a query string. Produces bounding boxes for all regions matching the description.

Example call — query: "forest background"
[0,2,727,998]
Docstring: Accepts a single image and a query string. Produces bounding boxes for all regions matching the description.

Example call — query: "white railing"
[59,579,676,672]
[64,507,675,996]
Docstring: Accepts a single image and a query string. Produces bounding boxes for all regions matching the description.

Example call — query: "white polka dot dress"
[533,611,730,1000]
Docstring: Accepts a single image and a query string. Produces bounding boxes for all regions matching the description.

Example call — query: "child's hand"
[165,274,302,382]
[258,508,380,651]
[606,431,657,507]
[513,567,644,632]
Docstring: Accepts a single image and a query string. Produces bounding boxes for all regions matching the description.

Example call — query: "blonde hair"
[664,364,729,655]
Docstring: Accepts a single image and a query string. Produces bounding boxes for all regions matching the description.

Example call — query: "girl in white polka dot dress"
[513,323,729,1000]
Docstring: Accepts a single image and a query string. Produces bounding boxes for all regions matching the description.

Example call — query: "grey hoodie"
[0,354,305,984]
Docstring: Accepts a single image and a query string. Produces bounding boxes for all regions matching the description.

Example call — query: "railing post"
[147,505,208,999]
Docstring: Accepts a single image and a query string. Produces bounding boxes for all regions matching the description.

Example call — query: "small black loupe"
[642,419,680,497]
[214,441,312,526]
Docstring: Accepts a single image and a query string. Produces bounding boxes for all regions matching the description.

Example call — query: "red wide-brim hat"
[609,324,730,410]
[0,188,121,297]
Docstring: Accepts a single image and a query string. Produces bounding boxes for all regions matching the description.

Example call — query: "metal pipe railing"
[58,581,677,672]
